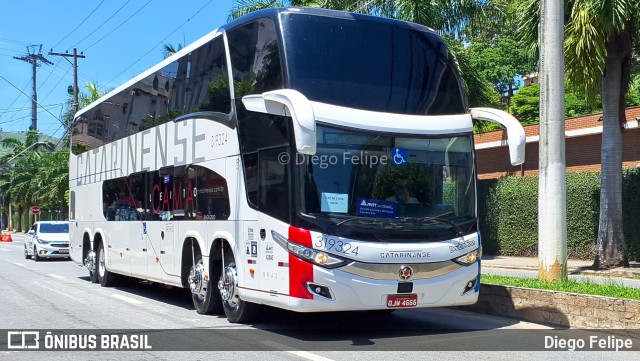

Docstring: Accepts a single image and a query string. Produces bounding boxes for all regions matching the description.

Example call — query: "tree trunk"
[593,31,632,269]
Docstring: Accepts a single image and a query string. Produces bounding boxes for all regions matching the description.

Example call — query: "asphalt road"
[0,234,638,360]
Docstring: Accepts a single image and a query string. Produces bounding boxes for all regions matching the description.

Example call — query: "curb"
[458,284,640,328]
[482,264,640,279]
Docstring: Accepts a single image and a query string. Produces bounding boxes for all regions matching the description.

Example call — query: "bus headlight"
[453,247,482,266]
[272,230,350,269]
[287,242,349,268]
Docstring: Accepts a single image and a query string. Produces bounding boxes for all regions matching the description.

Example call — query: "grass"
[481,274,640,301]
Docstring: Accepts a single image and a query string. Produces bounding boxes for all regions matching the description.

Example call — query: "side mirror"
[470,108,526,166]
[242,89,316,155]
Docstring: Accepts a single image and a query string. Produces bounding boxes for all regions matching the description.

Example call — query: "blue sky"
[0,0,234,140]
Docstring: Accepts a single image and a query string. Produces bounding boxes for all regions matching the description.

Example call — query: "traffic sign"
[32,205,40,215]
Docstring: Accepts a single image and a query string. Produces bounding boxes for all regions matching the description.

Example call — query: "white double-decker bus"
[69,8,525,323]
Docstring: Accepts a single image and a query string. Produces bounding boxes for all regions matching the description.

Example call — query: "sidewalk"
[482,255,640,279]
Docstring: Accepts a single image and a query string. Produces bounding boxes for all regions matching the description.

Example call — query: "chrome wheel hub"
[218,266,238,304]
[85,251,96,273]
[98,248,106,277]
[188,260,206,296]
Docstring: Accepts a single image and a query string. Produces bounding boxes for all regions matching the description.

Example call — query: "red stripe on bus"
[288,226,313,299]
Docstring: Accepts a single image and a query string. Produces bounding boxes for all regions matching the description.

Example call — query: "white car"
[24,221,70,261]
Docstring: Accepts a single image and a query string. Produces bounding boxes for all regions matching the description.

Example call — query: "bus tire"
[220,252,259,323]
[191,258,223,315]
[97,242,117,287]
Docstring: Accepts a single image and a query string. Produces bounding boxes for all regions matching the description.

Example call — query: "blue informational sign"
[391,148,408,166]
[356,198,397,218]
[163,175,171,184]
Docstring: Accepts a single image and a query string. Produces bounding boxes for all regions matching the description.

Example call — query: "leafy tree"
[519,0,640,269]
[510,81,603,123]
[467,36,532,108]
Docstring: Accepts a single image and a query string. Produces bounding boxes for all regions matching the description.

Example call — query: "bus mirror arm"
[242,89,317,155]
[470,107,526,166]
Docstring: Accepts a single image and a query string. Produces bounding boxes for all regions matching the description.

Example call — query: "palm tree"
[227,0,502,108]
[163,43,183,59]
[520,0,639,269]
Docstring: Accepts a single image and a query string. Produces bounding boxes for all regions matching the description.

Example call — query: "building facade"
[474,106,640,179]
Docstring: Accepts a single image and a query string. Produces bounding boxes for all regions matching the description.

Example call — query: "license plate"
[386,294,418,308]
[58,249,69,254]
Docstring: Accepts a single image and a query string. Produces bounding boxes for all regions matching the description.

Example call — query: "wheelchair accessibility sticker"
[392,148,408,166]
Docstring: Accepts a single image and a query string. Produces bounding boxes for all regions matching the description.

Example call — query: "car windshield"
[296,124,475,240]
[39,223,69,233]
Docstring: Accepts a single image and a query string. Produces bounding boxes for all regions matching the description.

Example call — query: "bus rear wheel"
[189,255,222,315]
[97,242,117,287]
[219,251,259,323]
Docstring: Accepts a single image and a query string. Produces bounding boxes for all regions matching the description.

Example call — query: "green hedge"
[478,169,640,261]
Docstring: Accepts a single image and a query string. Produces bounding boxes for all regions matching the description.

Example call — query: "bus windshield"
[282,12,466,115]
[297,124,475,241]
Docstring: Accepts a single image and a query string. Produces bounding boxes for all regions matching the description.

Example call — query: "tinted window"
[102,165,230,221]
[40,223,69,233]
[282,14,466,115]
[238,113,291,222]
[72,35,231,154]
[227,18,283,100]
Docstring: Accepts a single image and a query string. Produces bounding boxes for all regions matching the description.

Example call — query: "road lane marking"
[261,341,336,361]
[287,351,336,361]
[13,262,25,267]
[0,248,10,251]
[47,273,65,280]
[33,280,87,304]
[110,293,145,305]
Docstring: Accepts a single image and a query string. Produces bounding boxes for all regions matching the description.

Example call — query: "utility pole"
[538,0,567,282]
[49,48,86,117]
[14,45,52,131]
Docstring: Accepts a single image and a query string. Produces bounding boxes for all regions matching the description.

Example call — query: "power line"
[0,75,64,126]
[84,0,154,51]
[0,38,31,46]
[0,79,31,121]
[108,0,215,84]
[70,0,133,49]
[51,0,107,49]
[0,103,64,113]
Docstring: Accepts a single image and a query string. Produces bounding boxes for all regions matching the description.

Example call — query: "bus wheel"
[85,249,99,283]
[97,242,117,287]
[189,256,222,314]
[219,251,259,323]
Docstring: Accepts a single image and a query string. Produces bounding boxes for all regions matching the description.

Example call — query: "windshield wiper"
[399,216,467,236]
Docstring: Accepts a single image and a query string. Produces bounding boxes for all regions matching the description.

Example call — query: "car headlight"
[453,247,482,266]
[272,230,350,269]
[36,238,49,245]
